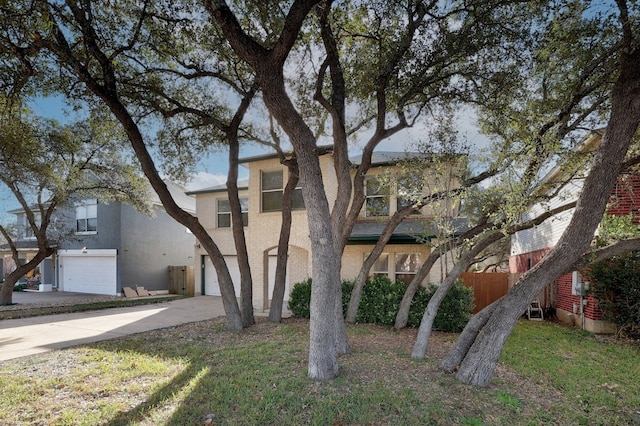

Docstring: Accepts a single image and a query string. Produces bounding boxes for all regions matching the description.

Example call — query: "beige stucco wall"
[192,187,249,295]
[342,244,431,283]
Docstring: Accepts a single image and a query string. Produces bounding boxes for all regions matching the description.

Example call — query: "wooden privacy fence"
[168,265,195,296]
[460,272,510,313]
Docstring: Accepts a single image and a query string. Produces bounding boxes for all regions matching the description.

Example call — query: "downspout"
[580,293,585,330]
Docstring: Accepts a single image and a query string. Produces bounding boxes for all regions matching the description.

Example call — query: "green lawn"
[0,318,638,425]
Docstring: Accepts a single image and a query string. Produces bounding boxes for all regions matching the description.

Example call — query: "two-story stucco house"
[1,181,196,296]
[188,148,467,311]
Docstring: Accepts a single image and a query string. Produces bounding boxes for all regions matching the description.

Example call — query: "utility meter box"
[571,271,589,296]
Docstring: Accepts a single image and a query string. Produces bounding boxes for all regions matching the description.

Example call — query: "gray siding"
[119,204,195,291]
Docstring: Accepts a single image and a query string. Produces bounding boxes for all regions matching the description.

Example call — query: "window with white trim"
[261,170,304,212]
[397,175,423,213]
[394,253,421,284]
[75,199,97,234]
[365,177,390,217]
[18,213,40,239]
[217,198,248,228]
[367,252,389,278]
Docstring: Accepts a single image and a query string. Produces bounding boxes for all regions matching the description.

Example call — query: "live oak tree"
[0,1,252,329]
[0,107,149,305]
[206,0,540,380]
[440,0,640,387]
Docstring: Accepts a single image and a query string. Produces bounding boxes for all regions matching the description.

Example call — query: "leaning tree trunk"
[412,232,501,358]
[269,160,298,323]
[346,208,412,323]
[412,262,469,359]
[394,250,442,329]
[447,52,640,386]
[37,3,245,331]
[109,101,244,331]
[0,273,19,305]
[0,253,52,305]
[439,301,498,373]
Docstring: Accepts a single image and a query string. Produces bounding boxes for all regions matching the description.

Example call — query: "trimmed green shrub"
[428,281,474,332]
[288,277,312,318]
[588,251,640,339]
[288,277,474,332]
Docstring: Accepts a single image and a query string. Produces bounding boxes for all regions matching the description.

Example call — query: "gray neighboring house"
[0,181,196,296]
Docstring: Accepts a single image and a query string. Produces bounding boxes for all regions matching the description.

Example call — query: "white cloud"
[186,172,227,191]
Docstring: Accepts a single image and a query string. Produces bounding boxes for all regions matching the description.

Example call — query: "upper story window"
[217,198,249,228]
[261,170,304,212]
[365,177,390,217]
[397,175,423,214]
[18,213,40,239]
[75,199,97,234]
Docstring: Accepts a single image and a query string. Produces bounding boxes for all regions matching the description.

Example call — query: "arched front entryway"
[263,245,308,310]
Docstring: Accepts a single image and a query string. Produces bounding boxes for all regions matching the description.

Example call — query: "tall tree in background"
[0,107,149,304]
[0,1,251,329]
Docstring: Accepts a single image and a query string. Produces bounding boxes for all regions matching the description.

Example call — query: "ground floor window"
[365,252,421,283]
[394,253,421,284]
[369,253,389,278]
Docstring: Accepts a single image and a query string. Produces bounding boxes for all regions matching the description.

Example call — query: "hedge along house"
[509,130,637,333]
[0,181,196,296]
[188,147,468,311]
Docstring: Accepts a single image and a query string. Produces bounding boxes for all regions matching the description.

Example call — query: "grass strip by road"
[0,318,638,425]
[0,295,185,320]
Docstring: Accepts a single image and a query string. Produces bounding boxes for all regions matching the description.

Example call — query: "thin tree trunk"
[395,250,441,329]
[411,262,466,359]
[269,160,298,322]
[228,141,254,327]
[412,232,501,358]
[227,89,257,327]
[346,207,414,323]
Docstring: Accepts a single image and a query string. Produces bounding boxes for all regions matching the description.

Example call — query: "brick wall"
[509,247,551,273]
[606,174,640,220]
[557,273,604,320]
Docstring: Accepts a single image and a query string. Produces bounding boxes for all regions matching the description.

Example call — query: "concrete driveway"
[0,295,227,362]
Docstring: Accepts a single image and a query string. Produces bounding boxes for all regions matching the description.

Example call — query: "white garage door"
[59,249,117,295]
[204,255,241,297]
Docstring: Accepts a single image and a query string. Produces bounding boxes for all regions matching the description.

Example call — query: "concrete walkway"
[0,296,228,361]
